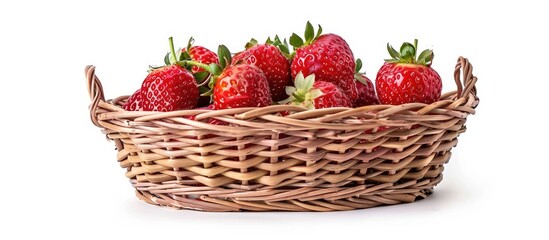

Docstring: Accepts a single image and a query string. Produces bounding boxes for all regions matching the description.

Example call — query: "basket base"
[131,175,442,212]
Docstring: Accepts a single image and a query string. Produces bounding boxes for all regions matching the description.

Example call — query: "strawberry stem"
[183,61,211,72]
[169,37,178,65]
[413,39,418,60]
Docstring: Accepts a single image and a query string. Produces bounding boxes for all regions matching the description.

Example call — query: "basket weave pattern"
[86,57,478,211]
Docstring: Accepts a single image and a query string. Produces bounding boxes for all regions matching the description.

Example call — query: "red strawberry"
[353,58,379,107]
[213,64,271,109]
[232,38,291,101]
[141,37,199,111]
[141,64,199,111]
[289,22,358,100]
[122,89,142,111]
[375,39,442,105]
[281,72,352,109]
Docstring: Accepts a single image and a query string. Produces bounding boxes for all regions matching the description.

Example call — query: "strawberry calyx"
[279,72,323,109]
[385,39,434,66]
[179,44,232,97]
[160,37,194,68]
[244,38,259,50]
[289,21,323,58]
[266,35,291,59]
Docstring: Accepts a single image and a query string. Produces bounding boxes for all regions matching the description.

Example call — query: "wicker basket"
[86,57,478,212]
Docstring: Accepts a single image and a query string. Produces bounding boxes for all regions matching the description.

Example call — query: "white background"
[1,0,547,239]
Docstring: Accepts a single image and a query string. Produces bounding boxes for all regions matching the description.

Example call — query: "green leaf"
[266,36,273,44]
[175,48,183,61]
[164,52,171,66]
[384,59,400,63]
[186,37,195,53]
[294,72,305,90]
[303,74,315,91]
[198,85,211,95]
[278,44,290,55]
[285,86,297,96]
[399,42,415,62]
[217,45,232,69]
[289,33,304,49]
[400,42,415,57]
[209,80,215,89]
[245,38,258,49]
[200,88,214,97]
[425,52,434,66]
[278,97,292,105]
[355,58,363,72]
[169,49,180,64]
[354,73,367,85]
[417,49,432,65]
[387,43,400,59]
[401,48,414,60]
[304,21,314,43]
[400,42,415,51]
[193,71,210,83]
[180,50,191,61]
[309,89,323,99]
[314,24,323,40]
[209,63,223,76]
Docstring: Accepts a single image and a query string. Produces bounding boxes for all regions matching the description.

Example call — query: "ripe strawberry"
[353,58,379,107]
[281,72,352,109]
[122,89,142,111]
[289,22,358,100]
[141,37,199,111]
[213,64,271,109]
[141,64,199,111]
[375,39,442,105]
[232,38,291,101]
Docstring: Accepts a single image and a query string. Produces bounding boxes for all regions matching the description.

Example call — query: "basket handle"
[85,65,105,127]
[454,56,478,99]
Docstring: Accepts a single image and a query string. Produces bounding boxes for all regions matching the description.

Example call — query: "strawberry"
[213,64,271,109]
[281,72,352,109]
[141,37,199,111]
[141,64,199,111]
[232,38,291,101]
[353,58,379,107]
[289,22,358,100]
[122,89,142,111]
[375,39,442,105]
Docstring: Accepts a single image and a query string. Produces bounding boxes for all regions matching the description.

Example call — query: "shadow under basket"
[86,57,479,212]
